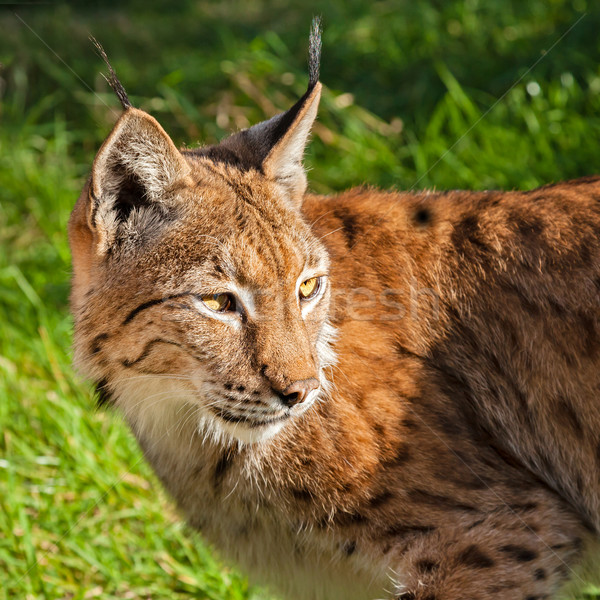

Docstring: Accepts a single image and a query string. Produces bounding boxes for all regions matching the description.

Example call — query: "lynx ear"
[260,83,321,204]
[213,18,322,206]
[88,108,191,250]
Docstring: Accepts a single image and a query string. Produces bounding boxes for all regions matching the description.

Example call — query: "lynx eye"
[201,293,235,313]
[299,277,320,300]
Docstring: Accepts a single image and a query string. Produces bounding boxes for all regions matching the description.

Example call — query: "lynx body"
[69,28,600,599]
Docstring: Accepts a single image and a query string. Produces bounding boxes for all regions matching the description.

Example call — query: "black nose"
[276,378,320,408]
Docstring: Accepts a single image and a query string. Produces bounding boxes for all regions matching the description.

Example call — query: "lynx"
[69,22,600,600]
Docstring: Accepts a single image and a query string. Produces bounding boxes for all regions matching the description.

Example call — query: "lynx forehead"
[70,21,600,600]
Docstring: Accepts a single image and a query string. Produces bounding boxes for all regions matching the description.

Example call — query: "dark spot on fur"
[457,544,494,568]
[121,338,184,367]
[384,523,435,538]
[335,510,369,527]
[514,214,544,239]
[408,489,478,513]
[351,392,365,409]
[580,313,600,359]
[341,480,355,493]
[335,210,360,247]
[416,559,438,573]
[466,518,485,531]
[342,540,356,556]
[393,341,422,361]
[372,423,385,437]
[368,490,395,509]
[236,385,245,392]
[397,593,416,600]
[212,450,234,489]
[433,461,491,490]
[291,488,313,501]
[556,397,583,436]
[452,214,489,255]
[90,333,108,355]
[414,208,431,226]
[402,418,419,431]
[534,568,546,580]
[500,545,538,562]
[509,503,538,512]
[383,445,411,468]
[548,298,566,317]
[578,241,592,266]
[224,382,233,391]
[496,450,532,480]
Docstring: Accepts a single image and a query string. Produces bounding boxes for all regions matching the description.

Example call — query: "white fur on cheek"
[112,376,201,454]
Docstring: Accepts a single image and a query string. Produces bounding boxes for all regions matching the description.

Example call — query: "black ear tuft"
[189,18,323,177]
[90,36,132,110]
[308,16,322,89]
[184,19,322,205]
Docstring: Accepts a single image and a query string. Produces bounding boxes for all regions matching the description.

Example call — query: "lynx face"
[69,55,334,443]
[161,177,333,444]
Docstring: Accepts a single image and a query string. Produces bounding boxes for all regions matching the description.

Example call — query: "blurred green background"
[1,0,600,598]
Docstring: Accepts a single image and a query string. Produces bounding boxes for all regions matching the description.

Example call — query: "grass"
[1,0,600,598]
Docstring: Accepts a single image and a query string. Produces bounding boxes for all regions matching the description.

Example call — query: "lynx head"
[69,21,335,445]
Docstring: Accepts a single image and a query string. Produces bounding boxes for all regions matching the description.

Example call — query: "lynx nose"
[277,378,320,408]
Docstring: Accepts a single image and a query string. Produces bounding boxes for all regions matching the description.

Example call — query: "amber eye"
[201,293,235,313]
[299,277,320,300]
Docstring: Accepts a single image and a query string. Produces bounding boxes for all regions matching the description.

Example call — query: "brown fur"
[69,37,600,600]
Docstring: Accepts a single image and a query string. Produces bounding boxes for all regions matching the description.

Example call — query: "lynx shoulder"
[70,22,600,600]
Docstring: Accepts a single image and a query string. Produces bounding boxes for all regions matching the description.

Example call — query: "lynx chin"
[70,20,600,600]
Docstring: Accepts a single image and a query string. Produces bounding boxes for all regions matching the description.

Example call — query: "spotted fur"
[70,26,600,600]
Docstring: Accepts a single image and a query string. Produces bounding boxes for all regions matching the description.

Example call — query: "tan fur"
[69,56,600,599]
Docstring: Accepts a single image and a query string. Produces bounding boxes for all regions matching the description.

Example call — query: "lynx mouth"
[207,389,321,443]
[212,407,289,428]
[195,382,321,443]
[209,407,290,443]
